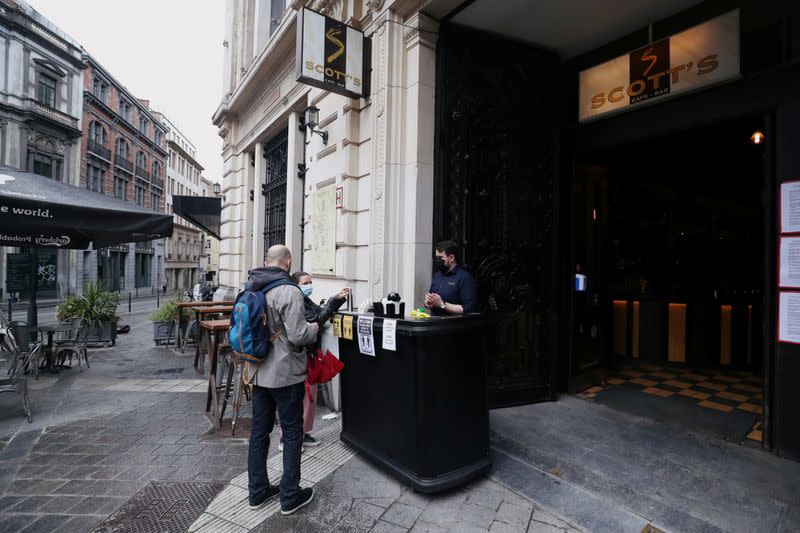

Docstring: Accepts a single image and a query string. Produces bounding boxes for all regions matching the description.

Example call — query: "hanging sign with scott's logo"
[296,7,371,99]
[579,10,740,122]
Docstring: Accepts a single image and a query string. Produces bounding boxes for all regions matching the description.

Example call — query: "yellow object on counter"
[410,308,430,319]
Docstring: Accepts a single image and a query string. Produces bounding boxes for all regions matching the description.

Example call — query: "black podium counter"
[337,312,490,493]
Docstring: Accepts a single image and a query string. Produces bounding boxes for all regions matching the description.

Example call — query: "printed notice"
[357,316,375,356]
[382,319,397,351]
[342,315,354,340]
[781,181,800,233]
[780,237,800,288]
[332,314,342,338]
[779,291,800,343]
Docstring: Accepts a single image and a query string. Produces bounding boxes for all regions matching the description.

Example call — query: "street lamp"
[299,105,328,145]
[212,182,221,196]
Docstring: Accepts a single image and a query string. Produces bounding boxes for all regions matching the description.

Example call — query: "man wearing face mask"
[425,240,477,316]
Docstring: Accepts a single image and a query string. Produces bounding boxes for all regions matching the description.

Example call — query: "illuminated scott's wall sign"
[296,8,371,99]
[579,10,739,123]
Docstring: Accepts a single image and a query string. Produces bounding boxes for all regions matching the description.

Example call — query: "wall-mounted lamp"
[212,183,221,196]
[299,105,328,145]
[750,130,765,145]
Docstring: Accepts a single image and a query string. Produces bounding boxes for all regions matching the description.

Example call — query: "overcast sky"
[28,0,225,181]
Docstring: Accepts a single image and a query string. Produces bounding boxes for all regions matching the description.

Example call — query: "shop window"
[135,253,152,288]
[37,73,57,108]
[28,150,62,180]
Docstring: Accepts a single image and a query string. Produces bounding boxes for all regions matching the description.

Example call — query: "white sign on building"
[579,10,740,122]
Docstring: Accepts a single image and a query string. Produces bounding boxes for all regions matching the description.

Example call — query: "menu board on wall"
[780,181,800,234]
[779,291,800,344]
[310,184,337,275]
[779,237,800,288]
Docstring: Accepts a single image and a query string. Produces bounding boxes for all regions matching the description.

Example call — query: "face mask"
[301,285,313,297]
[434,257,448,274]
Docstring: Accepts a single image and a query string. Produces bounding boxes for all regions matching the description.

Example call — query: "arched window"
[136,152,146,169]
[115,138,129,159]
[89,121,106,144]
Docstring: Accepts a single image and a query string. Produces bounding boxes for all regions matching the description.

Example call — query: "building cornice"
[0,5,84,69]
[167,138,204,171]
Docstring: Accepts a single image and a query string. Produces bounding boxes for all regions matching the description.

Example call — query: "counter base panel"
[340,431,491,494]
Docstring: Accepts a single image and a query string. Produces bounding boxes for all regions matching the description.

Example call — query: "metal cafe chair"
[54,319,90,369]
[6,321,45,380]
[0,341,32,423]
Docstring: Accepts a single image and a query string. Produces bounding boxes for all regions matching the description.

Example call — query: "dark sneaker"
[280,487,314,515]
[249,485,279,509]
[303,434,321,447]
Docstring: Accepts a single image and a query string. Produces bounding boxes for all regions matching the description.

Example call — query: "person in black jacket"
[278,271,349,449]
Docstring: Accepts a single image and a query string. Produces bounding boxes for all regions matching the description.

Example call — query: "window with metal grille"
[262,129,288,257]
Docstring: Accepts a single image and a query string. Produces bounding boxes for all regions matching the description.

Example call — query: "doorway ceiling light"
[750,130,765,145]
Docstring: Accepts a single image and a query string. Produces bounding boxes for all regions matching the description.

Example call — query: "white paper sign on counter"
[357,316,375,356]
[382,319,397,351]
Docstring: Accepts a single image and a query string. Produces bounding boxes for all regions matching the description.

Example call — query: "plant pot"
[153,321,176,346]
[79,320,118,347]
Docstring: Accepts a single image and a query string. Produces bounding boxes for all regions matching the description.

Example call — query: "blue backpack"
[228,279,296,362]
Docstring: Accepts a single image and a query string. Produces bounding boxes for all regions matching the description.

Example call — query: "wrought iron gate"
[435,24,560,407]
[262,130,288,257]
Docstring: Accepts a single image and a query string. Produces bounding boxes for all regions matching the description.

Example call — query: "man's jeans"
[248,381,304,505]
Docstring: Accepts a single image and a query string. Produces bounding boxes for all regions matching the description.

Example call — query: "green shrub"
[149,298,180,323]
[56,280,121,324]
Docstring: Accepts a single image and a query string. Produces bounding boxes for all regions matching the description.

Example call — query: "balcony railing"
[87,140,111,161]
[24,100,79,129]
[115,155,133,174]
[135,166,150,182]
[152,177,164,190]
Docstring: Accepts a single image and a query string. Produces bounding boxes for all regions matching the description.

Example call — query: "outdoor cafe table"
[200,319,231,427]
[191,305,233,373]
[175,300,233,352]
[37,323,70,373]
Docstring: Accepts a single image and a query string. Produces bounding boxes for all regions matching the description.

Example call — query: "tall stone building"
[0,0,84,300]
[152,111,203,292]
[78,54,168,294]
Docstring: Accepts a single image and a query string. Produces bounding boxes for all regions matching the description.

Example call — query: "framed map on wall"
[311,184,336,274]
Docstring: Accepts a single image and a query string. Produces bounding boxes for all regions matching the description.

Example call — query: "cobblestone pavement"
[0,309,582,533]
[251,455,582,533]
[0,310,252,532]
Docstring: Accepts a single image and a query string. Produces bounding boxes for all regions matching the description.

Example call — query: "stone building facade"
[0,0,84,300]
[213,0,437,307]
[153,111,204,292]
[78,54,168,295]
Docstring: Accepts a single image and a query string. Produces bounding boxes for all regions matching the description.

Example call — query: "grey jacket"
[246,267,319,389]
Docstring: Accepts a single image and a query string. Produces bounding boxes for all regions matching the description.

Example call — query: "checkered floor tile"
[579,363,764,441]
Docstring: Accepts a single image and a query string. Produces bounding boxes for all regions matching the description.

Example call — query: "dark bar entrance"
[570,114,768,443]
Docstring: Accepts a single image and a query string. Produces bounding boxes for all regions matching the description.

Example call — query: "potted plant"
[149,298,180,345]
[56,281,121,346]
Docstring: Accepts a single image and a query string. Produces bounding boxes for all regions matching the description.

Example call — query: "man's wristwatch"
[440,300,446,310]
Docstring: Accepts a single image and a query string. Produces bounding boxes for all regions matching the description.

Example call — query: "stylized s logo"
[641,47,658,77]
[326,28,345,63]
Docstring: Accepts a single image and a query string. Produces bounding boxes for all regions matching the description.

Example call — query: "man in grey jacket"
[247,245,319,515]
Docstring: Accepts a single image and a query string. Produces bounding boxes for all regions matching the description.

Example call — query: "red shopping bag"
[307,348,344,385]
[306,349,344,403]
